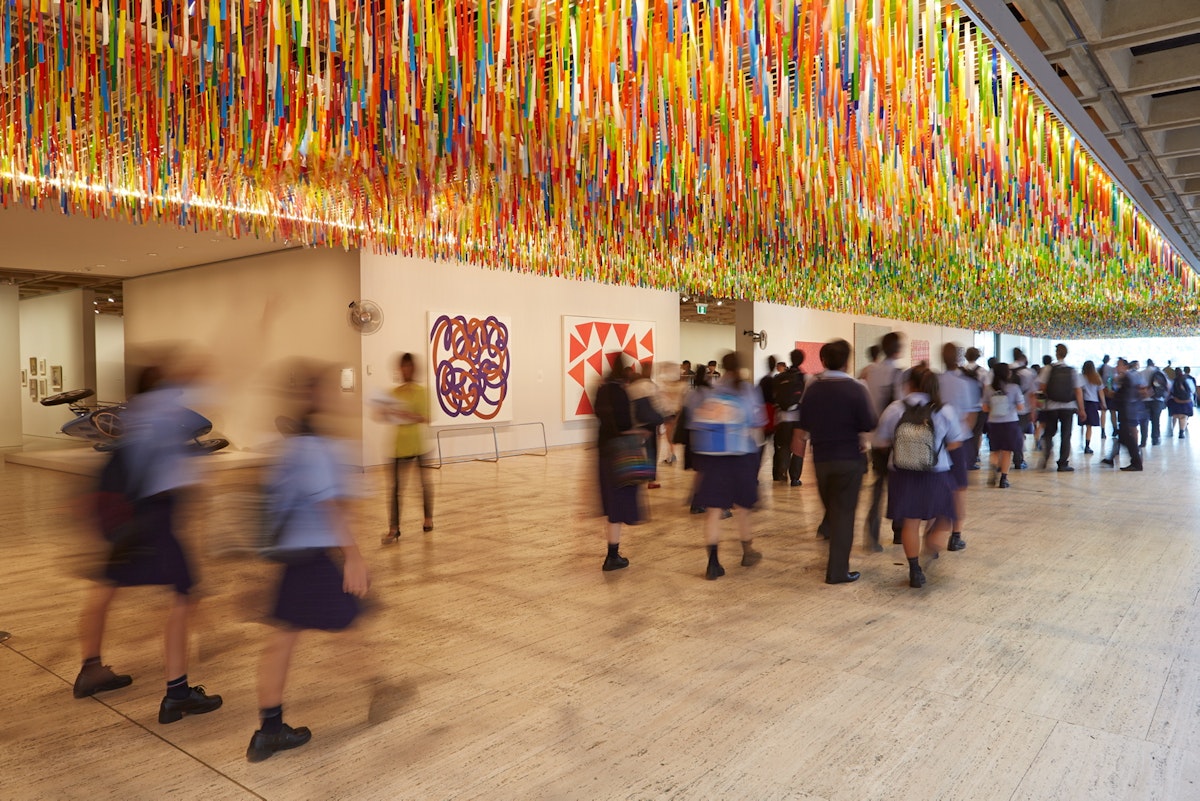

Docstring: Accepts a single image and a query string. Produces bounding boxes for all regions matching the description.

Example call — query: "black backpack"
[1045,364,1075,403]
[1149,369,1169,401]
[773,369,804,411]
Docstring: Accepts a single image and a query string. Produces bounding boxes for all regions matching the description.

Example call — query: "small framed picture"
[20,370,26,386]
[29,380,37,401]
[38,359,46,375]
[29,357,36,374]
[39,379,46,397]
[50,365,62,391]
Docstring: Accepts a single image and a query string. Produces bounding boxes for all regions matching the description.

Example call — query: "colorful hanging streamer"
[0,0,1196,337]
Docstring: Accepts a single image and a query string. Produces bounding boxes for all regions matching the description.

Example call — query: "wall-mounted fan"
[744,329,768,350]
[348,300,384,335]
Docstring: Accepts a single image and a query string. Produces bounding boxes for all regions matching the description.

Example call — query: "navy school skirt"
[272,549,360,632]
[986,421,1023,454]
[103,492,194,596]
[886,469,956,522]
[1083,400,1103,427]
[692,453,760,510]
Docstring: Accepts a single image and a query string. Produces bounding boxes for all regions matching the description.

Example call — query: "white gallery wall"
[19,290,90,439]
[0,283,21,446]
[94,314,126,403]
[751,302,976,382]
[124,247,363,455]
[359,253,681,468]
[679,322,736,366]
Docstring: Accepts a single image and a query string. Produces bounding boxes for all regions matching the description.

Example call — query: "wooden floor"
[3,432,1200,800]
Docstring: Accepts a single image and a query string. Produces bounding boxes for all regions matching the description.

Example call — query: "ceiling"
[3,0,1199,336]
[0,203,291,312]
[999,0,1200,260]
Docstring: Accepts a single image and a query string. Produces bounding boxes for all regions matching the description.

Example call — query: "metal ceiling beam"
[956,0,1200,274]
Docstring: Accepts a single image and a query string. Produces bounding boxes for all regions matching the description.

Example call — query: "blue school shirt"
[270,435,351,550]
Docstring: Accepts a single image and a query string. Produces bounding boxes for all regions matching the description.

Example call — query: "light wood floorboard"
[3,433,1200,799]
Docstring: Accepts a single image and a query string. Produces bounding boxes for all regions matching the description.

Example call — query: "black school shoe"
[73,663,133,699]
[159,685,223,723]
[247,723,313,762]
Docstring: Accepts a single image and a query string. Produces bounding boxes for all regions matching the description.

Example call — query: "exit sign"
[696,303,708,315]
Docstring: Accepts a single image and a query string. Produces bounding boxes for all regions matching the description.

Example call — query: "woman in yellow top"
[379,353,433,543]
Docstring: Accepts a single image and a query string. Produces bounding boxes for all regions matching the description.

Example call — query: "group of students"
[592,334,1197,591]
[74,363,369,764]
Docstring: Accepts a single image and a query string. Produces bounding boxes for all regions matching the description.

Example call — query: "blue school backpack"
[690,387,749,455]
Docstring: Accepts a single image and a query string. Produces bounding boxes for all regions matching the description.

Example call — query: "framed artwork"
[793,341,826,375]
[911,339,931,366]
[854,323,891,376]
[427,311,513,426]
[50,365,63,391]
[38,359,46,375]
[563,316,655,421]
[20,370,26,386]
[29,380,37,401]
[29,357,36,374]
[39,379,46,397]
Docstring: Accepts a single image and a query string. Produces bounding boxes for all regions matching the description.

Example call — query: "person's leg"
[80,583,117,662]
[74,584,130,698]
[1119,423,1139,468]
[247,628,310,762]
[772,423,790,481]
[997,450,1012,486]
[1015,415,1027,467]
[704,507,724,579]
[1139,417,1149,448]
[865,448,888,547]
[417,453,434,529]
[1056,409,1073,466]
[1084,423,1094,451]
[1150,402,1162,443]
[901,519,925,587]
[384,457,401,541]
[1040,413,1058,468]
[603,521,628,570]
[159,593,222,723]
[825,463,862,582]
[736,506,760,567]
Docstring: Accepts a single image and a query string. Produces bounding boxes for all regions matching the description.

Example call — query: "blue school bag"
[690,387,749,455]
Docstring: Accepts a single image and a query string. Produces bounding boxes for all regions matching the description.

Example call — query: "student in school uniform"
[1079,361,1107,454]
[797,339,877,584]
[874,366,962,589]
[863,332,906,549]
[937,344,973,552]
[982,364,1026,488]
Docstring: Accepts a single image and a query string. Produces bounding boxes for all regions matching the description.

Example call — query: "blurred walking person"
[378,352,433,544]
[74,364,224,725]
[797,340,877,584]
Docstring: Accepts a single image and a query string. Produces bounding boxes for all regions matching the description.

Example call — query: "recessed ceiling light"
[94,309,100,314]
[107,297,114,303]
[177,245,186,250]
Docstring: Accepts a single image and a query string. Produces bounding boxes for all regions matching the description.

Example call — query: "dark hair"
[867,344,881,362]
[766,355,777,371]
[721,352,744,388]
[910,365,942,407]
[965,347,981,362]
[604,352,628,382]
[398,352,415,370]
[819,339,851,373]
[1012,348,1026,364]
[136,365,164,395]
[790,348,805,368]
[881,332,901,359]
[1041,355,1052,367]
[1082,360,1102,386]
[991,363,1011,391]
[692,366,710,389]
[941,342,959,371]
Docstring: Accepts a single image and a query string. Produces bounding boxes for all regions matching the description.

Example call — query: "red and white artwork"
[794,341,826,375]
[911,339,931,366]
[563,316,656,421]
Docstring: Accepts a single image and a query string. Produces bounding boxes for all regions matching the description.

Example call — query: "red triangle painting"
[575,323,594,342]
[623,337,640,359]
[587,350,605,375]
[613,323,630,343]
[575,391,594,416]
[569,335,587,363]
[640,330,654,353]
[606,351,623,370]
[594,322,612,344]
[568,361,587,388]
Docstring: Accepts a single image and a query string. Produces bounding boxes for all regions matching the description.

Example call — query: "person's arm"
[1075,385,1085,419]
[329,499,370,597]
